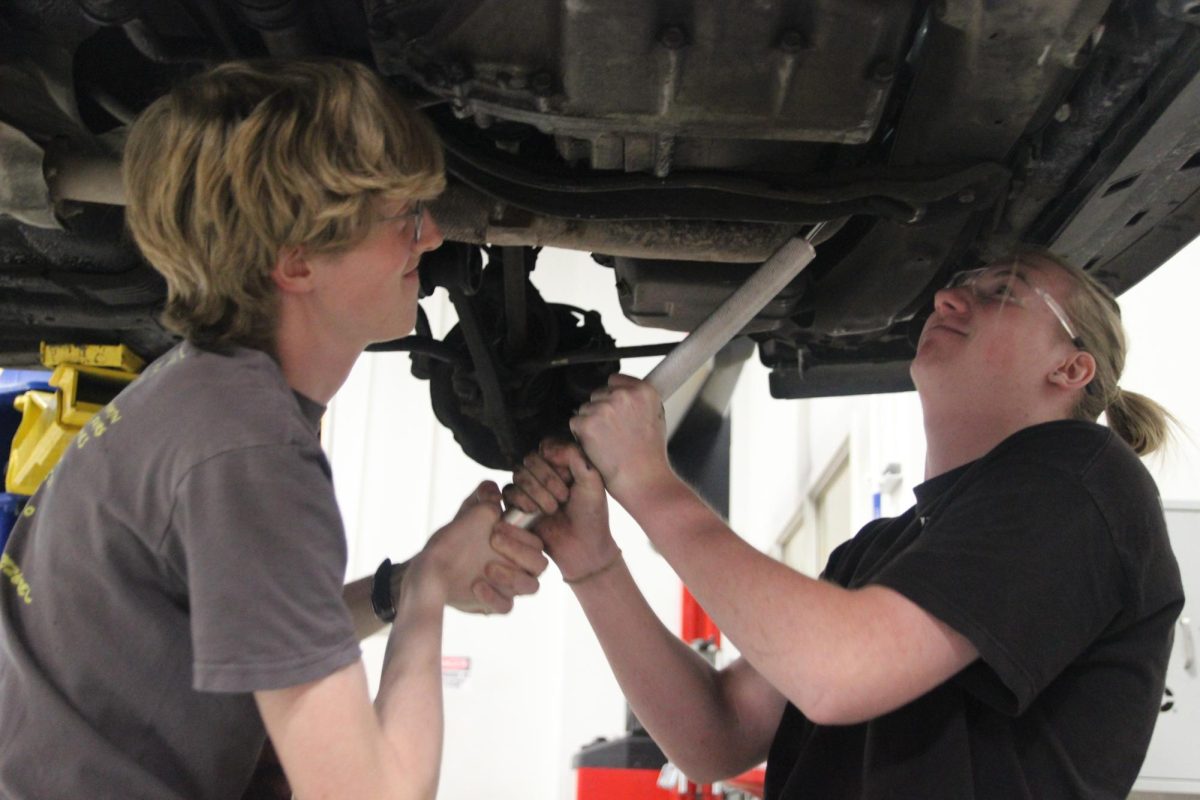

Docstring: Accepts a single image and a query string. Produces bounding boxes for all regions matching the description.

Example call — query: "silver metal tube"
[502,234,818,529]
[39,157,798,262]
[46,153,125,206]
[642,237,815,399]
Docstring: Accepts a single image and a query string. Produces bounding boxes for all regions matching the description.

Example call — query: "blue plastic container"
[1,492,27,553]
[1,371,49,552]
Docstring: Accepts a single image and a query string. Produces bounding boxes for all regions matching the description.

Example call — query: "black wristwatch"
[371,558,397,623]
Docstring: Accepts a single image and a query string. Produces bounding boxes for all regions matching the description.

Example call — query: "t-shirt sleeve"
[170,443,361,693]
[870,463,1124,715]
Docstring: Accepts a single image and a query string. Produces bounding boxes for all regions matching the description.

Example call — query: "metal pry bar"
[642,225,823,399]
[502,223,824,530]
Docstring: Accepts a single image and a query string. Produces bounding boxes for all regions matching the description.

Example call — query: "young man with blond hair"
[0,59,547,799]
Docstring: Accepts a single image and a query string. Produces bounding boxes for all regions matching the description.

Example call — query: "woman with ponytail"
[506,248,1184,799]
[1044,247,1176,456]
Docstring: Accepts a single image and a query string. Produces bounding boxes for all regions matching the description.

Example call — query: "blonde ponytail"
[1105,388,1173,457]
[1011,249,1174,456]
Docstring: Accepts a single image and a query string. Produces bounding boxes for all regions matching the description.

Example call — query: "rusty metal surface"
[1,0,1199,438]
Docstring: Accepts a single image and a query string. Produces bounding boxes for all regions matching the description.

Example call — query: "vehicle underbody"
[2,0,1199,467]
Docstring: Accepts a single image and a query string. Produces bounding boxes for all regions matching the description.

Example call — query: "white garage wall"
[729,375,928,565]
[1117,234,1200,503]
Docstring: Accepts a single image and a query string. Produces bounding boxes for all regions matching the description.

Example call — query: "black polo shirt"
[764,420,1183,800]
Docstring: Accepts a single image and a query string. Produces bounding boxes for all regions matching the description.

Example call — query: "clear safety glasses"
[944,266,1085,349]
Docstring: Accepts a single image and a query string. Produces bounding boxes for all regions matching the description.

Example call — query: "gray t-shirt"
[0,341,361,799]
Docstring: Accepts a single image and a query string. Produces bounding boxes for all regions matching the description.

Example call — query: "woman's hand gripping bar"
[502,231,821,529]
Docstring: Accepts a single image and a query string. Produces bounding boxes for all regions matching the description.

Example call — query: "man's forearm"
[373,558,446,800]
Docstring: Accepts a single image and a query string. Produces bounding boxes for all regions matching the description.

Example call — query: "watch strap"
[371,558,397,623]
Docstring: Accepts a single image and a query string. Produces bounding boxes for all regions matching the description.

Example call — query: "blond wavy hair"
[123,58,445,352]
[1013,249,1172,456]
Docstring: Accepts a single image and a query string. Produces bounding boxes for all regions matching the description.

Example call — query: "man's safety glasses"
[378,200,425,244]
[944,266,1085,349]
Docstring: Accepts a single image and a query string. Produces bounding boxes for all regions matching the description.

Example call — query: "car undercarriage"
[2,0,1199,468]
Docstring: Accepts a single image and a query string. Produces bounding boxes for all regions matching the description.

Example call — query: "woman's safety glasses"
[944,266,1085,349]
